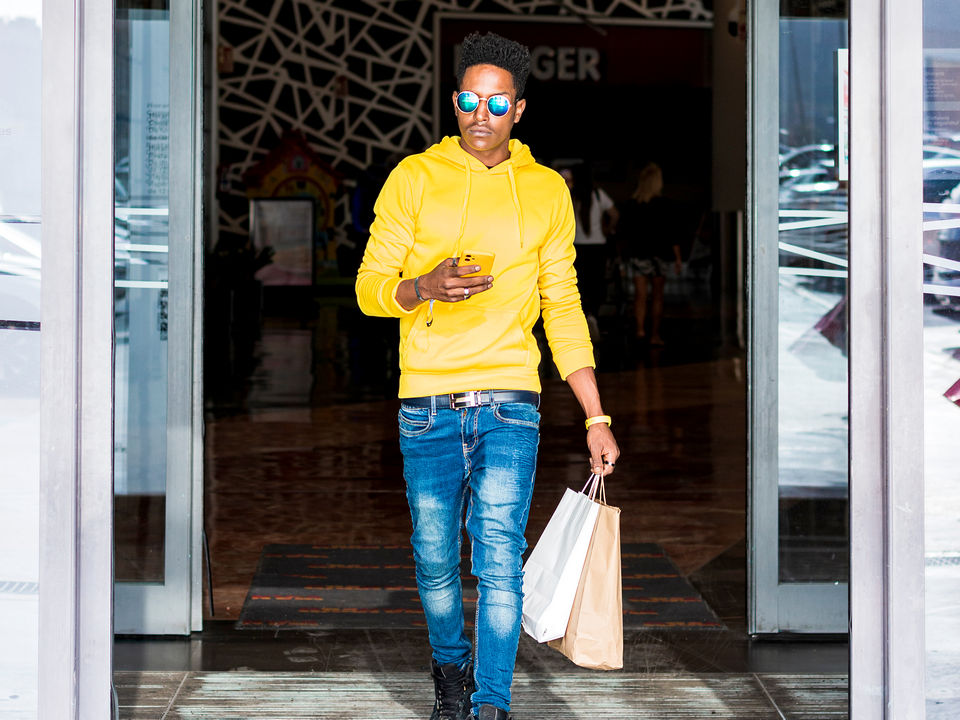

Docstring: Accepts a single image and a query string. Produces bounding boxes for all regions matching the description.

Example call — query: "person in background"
[619,162,683,346]
[568,162,618,340]
[355,32,619,720]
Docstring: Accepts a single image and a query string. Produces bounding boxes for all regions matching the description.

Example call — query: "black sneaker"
[466,705,511,720]
[430,659,474,720]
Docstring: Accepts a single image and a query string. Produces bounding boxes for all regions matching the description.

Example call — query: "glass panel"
[923,1,960,715]
[114,3,170,583]
[777,2,850,584]
[0,5,42,717]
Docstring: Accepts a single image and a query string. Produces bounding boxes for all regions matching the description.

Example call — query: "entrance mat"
[236,543,723,631]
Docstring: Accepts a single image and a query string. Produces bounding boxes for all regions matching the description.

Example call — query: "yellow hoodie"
[356,136,594,397]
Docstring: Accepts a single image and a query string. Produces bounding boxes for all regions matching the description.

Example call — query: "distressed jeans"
[398,397,540,714]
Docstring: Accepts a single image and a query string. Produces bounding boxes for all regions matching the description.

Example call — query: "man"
[355,32,619,720]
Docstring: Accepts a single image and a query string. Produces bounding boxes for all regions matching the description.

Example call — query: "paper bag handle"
[582,473,607,504]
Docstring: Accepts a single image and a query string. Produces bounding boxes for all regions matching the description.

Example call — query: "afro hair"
[456,32,531,99]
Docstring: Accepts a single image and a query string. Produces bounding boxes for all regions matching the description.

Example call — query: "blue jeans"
[399,397,540,714]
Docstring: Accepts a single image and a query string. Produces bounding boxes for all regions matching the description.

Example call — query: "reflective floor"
[198,273,749,625]
[116,272,848,713]
[202,357,750,624]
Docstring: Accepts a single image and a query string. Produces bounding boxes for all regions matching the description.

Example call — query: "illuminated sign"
[530,45,601,82]
[453,42,603,82]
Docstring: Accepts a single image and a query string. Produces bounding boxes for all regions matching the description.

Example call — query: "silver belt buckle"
[450,391,482,409]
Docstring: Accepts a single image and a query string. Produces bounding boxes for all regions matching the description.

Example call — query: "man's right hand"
[397,257,493,310]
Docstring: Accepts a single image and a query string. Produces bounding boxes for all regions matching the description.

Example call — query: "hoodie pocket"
[401,305,530,375]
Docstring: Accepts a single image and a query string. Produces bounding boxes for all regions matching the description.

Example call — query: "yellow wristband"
[584,415,612,430]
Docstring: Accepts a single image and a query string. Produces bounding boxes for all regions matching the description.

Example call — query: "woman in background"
[620,163,682,346]
[562,163,618,340]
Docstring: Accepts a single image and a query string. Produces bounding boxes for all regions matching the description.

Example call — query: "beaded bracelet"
[584,415,612,430]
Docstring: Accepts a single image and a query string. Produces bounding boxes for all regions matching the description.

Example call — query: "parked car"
[778,142,960,307]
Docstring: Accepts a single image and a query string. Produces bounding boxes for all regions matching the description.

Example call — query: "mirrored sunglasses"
[456,91,511,117]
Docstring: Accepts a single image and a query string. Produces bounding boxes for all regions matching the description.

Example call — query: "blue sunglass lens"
[457,92,511,116]
[457,92,479,113]
[487,95,510,116]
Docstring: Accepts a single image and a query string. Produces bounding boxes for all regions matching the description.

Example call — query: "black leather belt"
[401,390,539,410]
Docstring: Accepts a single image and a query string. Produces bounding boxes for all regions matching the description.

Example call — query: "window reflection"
[0,6,42,717]
[114,3,170,583]
[922,1,960,715]
[777,4,850,584]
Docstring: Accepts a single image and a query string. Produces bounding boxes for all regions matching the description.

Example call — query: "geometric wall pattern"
[216,0,713,246]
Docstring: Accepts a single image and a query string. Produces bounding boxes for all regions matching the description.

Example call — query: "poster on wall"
[924,48,960,138]
[250,198,315,286]
[128,11,170,207]
[243,131,341,281]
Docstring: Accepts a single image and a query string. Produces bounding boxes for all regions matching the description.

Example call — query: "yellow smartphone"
[458,251,495,277]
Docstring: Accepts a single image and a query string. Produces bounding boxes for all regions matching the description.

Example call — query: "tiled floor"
[116,282,850,714]
[114,670,849,719]
[115,621,848,675]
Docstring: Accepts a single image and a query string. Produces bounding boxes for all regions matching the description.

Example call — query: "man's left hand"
[588,423,619,477]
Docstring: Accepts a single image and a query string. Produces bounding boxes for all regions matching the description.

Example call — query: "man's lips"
[468,126,492,136]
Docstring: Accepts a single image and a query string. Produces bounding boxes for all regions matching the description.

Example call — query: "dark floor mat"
[236,543,723,630]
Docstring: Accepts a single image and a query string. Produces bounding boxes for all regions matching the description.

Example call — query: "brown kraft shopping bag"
[547,477,622,670]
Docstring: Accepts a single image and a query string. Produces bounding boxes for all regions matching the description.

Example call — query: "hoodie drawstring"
[424,144,525,326]
[427,161,472,328]
[455,161,472,259]
[506,163,524,248]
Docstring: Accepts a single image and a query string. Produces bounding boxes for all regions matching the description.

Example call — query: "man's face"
[453,64,526,165]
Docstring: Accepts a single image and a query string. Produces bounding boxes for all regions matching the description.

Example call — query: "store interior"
[113,0,849,688]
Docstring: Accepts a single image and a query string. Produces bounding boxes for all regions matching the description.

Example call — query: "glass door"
[113,0,203,635]
[922,1,960,713]
[748,0,850,634]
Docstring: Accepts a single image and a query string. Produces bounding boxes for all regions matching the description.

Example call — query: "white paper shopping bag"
[521,479,601,642]
[547,476,623,670]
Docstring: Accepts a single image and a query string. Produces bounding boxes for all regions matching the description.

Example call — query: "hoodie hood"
[424,137,535,253]
[426,135,536,171]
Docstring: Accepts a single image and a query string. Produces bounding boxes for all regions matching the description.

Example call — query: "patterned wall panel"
[215,0,713,249]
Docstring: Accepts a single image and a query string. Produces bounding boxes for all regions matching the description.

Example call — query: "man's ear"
[514,98,526,123]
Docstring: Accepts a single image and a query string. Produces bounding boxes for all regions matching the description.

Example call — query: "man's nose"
[474,99,489,122]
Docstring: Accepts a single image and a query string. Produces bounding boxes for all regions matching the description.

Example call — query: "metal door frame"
[746,0,849,635]
[40,0,205,710]
[847,0,925,715]
[747,0,926,713]
[39,0,115,715]
[39,0,929,715]
[112,0,205,636]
